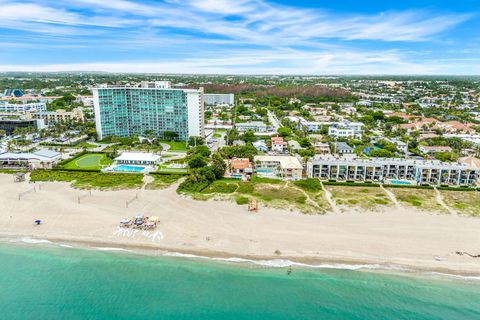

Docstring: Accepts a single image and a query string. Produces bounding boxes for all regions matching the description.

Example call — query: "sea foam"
[163,252,383,271]
[10,237,52,244]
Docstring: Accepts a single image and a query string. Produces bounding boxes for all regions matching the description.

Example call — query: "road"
[207,131,226,151]
[268,110,282,131]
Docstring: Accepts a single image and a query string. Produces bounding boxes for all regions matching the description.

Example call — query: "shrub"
[237,182,255,194]
[294,178,321,192]
[236,196,249,205]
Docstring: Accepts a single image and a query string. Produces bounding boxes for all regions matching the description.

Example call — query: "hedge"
[150,171,188,176]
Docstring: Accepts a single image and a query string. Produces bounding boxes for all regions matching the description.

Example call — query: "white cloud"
[1,48,476,75]
[7,0,468,43]
[0,0,475,74]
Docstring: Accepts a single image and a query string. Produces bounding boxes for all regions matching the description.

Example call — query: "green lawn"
[63,153,112,170]
[160,140,189,151]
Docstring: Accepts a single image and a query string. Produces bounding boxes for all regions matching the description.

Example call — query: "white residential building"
[204,94,235,106]
[271,136,287,153]
[307,155,478,186]
[0,102,46,113]
[328,122,364,139]
[235,121,267,132]
[114,152,161,166]
[254,155,303,180]
[0,150,61,169]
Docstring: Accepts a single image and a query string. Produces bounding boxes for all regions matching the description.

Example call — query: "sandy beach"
[0,174,479,275]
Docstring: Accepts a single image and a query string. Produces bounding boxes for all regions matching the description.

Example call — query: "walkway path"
[380,184,401,209]
[287,181,322,212]
[141,175,154,190]
[319,181,339,214]
[434,187,458,216]
[159,143,171,152]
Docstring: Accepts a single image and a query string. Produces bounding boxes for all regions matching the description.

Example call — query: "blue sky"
[0,0,479,74]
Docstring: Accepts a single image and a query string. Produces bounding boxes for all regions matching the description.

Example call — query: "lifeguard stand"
[248,199,258,212]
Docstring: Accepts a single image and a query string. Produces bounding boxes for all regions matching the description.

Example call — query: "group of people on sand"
[120,215,159,230]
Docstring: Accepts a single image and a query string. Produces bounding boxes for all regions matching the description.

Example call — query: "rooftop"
[254,155,303,169]
[0,150,61,162]
[309,155,477,171]
[230,158,251,170]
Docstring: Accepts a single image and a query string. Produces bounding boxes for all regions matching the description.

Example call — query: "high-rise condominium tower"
[93,81,204,140]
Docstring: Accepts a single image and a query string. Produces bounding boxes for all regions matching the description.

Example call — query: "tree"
[242,130,256,143]
[163,131,178,141]
[0,129,5,137]
[277,127,292,138]
[187,154,208,169]
[434,152,458,162]
[377,139,398,153]
[225,129,239,146]
[370,149,394,158]
[188,136,205,147]
[299,137,311,148]
[211,152,227,179]
[359,115,375,125]
[188,145,211,158]
[220,145,258,161]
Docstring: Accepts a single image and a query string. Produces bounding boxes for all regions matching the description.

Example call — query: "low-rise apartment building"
[30,108,84,125]
[254,155,303,180]
[306,155,478,186]
[0,118,45,135]
[328,122,364,139]
[235,121,267,133]
[0,102,46,113]
[204,94,235,106]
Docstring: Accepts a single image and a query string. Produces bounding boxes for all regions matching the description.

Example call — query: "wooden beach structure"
[248,199,258,212]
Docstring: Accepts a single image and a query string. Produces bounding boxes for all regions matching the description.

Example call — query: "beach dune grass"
[293,178,322,192]
[145,174,183,190]
[386,188,446,212]
[328,185,392,210]
[194,177,327,213]
[30,170,143,190]
[201,181,239,194]
[440,190,480,216]
[62,153,112,171]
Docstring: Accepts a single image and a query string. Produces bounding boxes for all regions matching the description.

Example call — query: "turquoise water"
[388,180,413,185]
[110,165,146,173]
[1,243,479,320]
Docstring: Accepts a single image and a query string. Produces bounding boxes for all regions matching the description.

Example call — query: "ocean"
[1,241,479,320]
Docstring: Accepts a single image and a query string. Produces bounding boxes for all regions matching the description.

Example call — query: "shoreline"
[1,175,479,278]
[2,232,480,279]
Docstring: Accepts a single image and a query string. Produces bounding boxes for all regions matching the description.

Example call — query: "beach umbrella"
[120,219,130,224]
[34,219,41,225]
[135,214,144,219]
[148,216,159,222]
[134,220,144,225]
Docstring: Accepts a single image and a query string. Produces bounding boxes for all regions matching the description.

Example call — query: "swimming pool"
[388,179,413,185]
[109,165,147,173]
